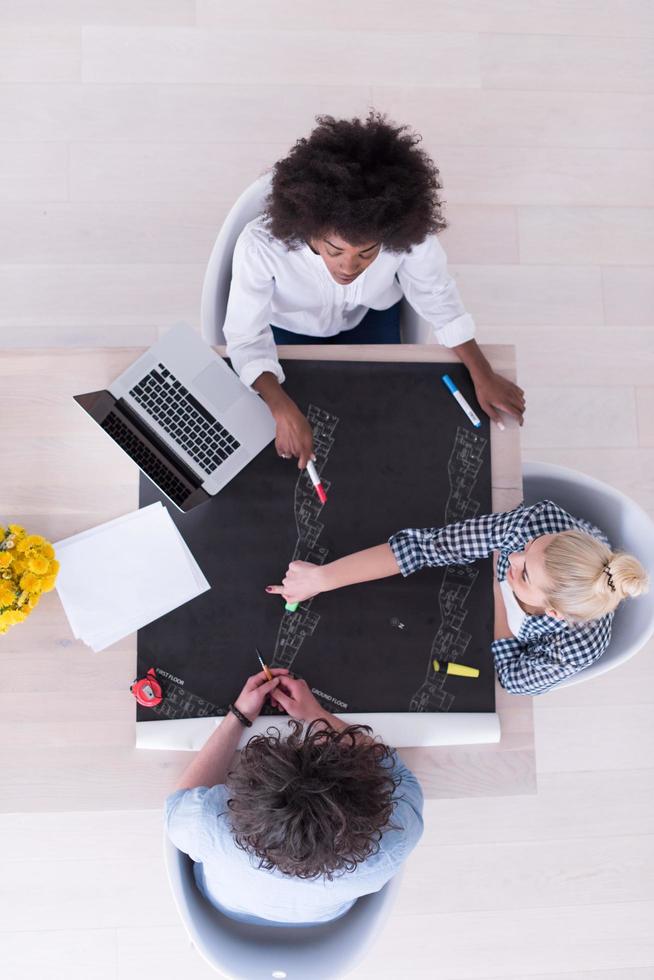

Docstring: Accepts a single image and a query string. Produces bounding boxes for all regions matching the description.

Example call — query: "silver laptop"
[74,324,276,511]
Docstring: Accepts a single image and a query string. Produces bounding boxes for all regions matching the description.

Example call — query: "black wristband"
[228,703,252,728]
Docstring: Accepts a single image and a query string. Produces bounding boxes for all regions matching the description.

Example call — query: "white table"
[0,344,534,810]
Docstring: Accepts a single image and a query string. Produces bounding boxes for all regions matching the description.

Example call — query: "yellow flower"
[0,529,54,628]
[23,534,45,550]
[0,609,25,627]
[28,555,49,575]
[20,572,42,593]
[0,582,16,606]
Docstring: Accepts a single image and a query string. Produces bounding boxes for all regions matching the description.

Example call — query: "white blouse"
[223,217,476,387]
[499,578,529,638]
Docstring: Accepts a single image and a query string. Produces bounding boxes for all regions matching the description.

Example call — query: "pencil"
[255,647,273,681]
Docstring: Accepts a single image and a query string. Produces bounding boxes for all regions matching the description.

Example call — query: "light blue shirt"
[165,751,424,926]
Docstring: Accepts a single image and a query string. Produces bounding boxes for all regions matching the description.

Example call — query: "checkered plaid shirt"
[389,500,613,696]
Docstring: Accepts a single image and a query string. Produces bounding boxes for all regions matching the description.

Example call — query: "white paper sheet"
[136,712,501,751]
[55,503,210,651]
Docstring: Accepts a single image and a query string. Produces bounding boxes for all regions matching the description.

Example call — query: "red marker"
[306,459,327,505]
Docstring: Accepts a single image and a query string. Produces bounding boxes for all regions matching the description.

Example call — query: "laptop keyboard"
[129,363,240,475]
[101,411,190,507]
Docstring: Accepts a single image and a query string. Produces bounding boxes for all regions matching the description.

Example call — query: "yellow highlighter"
[432,659,479,679]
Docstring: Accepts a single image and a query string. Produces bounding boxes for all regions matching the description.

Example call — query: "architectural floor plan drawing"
[410,564,479,712]
[446,426,488,525]
[151,675,223,721]
[271,405,339,671]
[410,426,488,712]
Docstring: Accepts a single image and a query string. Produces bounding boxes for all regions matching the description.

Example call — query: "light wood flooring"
[1,3,653,978]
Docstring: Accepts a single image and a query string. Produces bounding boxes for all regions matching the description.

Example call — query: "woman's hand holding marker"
[267,544,401,605]
[255,375,314,467]
[273,398,314,467]
[266,561,325,605]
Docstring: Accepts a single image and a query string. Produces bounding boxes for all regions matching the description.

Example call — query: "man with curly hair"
[223,111,525,466]
[165,667,423,925]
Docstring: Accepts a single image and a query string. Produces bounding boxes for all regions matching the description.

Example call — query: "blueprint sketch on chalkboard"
[151,672,223,720]
[271,417,488,713]
[137,359,495,721]
[271,405,339,671]
[410,426,488,712]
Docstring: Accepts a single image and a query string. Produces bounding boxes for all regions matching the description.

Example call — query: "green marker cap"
[285,601,299,612]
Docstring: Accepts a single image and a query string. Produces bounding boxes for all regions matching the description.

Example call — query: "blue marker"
[441,374,481,428]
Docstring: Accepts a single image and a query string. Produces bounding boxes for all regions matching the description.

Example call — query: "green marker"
[285,601,299,613]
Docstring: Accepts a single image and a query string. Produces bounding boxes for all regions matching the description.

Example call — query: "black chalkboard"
[137,359,495,723]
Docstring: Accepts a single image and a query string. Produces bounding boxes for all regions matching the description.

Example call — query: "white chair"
[200,176,432,347]
[201,173,272,346]
[164,833,402,980]
[522,460,654,688]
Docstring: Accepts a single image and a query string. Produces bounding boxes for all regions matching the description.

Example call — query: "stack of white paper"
[55,503,210,651]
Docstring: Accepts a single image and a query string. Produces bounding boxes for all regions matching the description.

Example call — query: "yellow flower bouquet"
[0,524,59,634]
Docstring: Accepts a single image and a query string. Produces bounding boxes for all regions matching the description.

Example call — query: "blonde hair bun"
[544,530,649,622]
[609,553,649,599]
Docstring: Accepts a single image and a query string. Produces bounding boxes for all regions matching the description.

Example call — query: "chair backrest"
[201,173,273,345]
[522,460,654,688]
[164,833,402,980]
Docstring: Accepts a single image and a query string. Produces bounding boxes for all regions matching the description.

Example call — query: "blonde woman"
[266,500,649,695]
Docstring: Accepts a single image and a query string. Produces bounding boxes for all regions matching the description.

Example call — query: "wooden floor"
[1,3,653,978]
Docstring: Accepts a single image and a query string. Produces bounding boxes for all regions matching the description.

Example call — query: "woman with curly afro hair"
[165,669,423,925]
[223,111,525,466]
